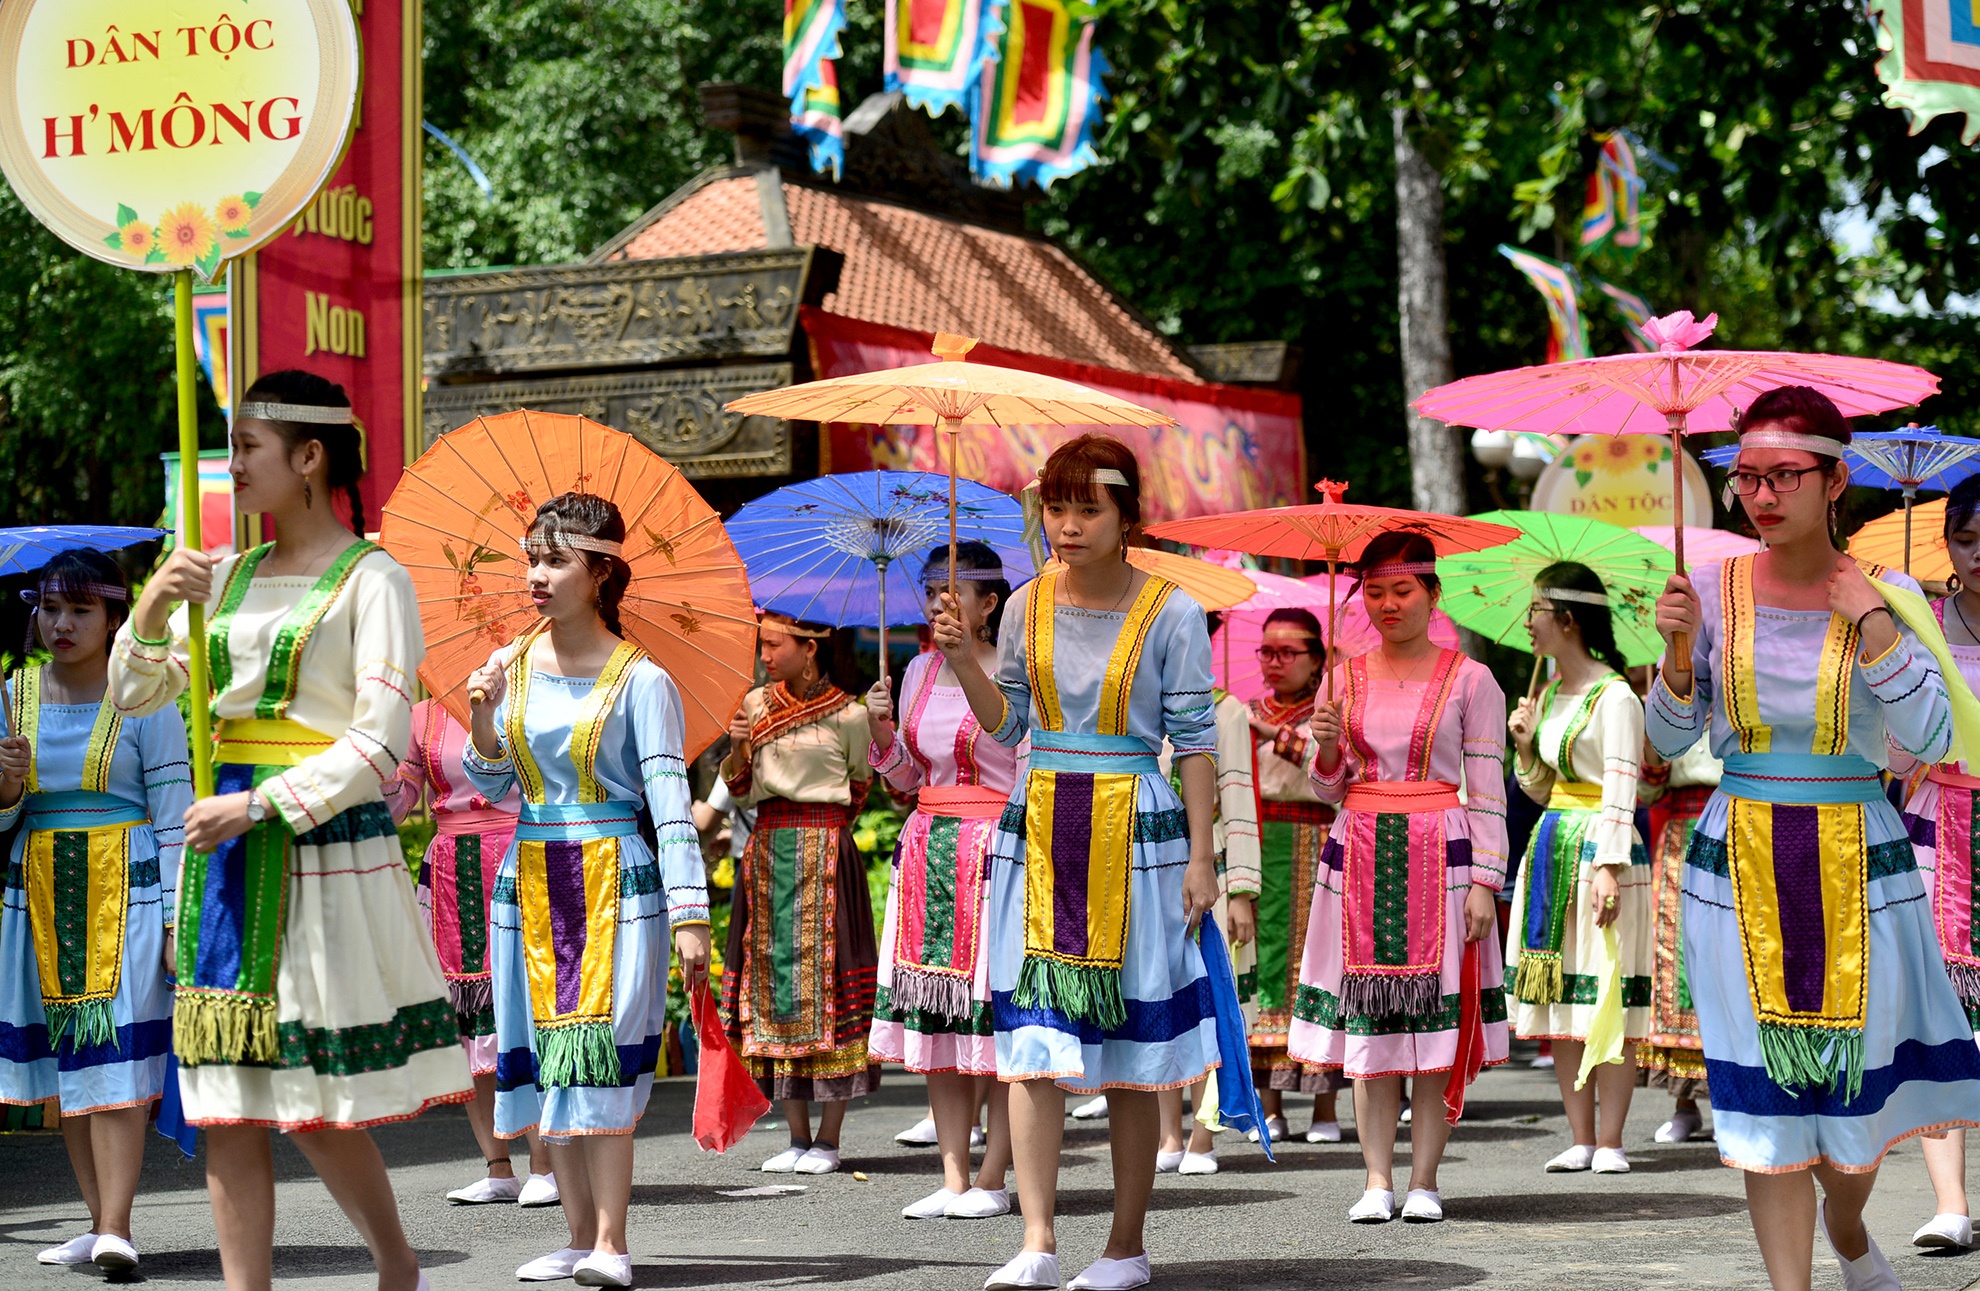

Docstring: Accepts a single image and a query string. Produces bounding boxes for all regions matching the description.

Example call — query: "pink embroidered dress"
[1287,651,1511,1079]
[384,699,521,1075]
[870,651,1021,1075]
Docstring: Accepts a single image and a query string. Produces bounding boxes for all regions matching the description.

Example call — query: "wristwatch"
[245,791,269,825]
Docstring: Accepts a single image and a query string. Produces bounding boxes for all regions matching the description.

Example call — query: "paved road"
[5,1062,1980,1289]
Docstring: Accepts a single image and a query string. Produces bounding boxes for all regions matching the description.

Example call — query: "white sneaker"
[1399,1100,1413,1125]
[1070,1095,1110,1119]
[1154,1149,1185,1173]
[1305,1120,1343,1143]
[517,1247,592,1282]
[947,1187,1012,1218]
[1068,1254,1151,1290]
[1531,1053,1555,1069]
[1177,1149,1219,1175]
[1545,1144,1595,1173]
[90,1233,139,1272]
[1654,1109,1704,1143]
[1821,1203,1902,1291]
[1913,1212,1976,1249]
[761,1145,808,1173]
[1244,1114,1290,1144]
[518,1172,561,1207]
[1402,1189,1444,1223]
[448,1174,524,1204]
[970,1124,987,1149]
[793,1144,841,1174]
[904,1187,962,1219]
[985,1250,1061,1289]
[36,1233,96,1265]
[572,1250,633,1288]
[1591,1147,1631,1174]
[1349,1188,1396,1223]
[896,1115,940,1146]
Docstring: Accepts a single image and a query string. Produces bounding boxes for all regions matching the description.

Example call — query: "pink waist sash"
[435,807,520,836]
[917,786,1008,819]
[1342,780,1461,815]
[1927,766,1980,791]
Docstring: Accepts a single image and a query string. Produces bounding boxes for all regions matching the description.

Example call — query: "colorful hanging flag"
[1868,0,1980,145]
[191,289,230,416]
[886,0,1005,117]
[784,0,847,109]
[969,0,1108,188]
[1595,280,1656,353]
[1498,245,1590,364]
[1580,133,1643,252]
[159,450,235,556]
[793,60,847,180]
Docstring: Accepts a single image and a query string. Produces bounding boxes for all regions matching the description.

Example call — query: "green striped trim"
[295,802,397,848]
[1502,966,1653,1007]
[266,997,461,1076]
[257,541,379,718]
[996,804,1188,845]
[1292,983,1508,1035]
[205,544,273,704]
[1687,833,1912,881]
[873,986,995,1036]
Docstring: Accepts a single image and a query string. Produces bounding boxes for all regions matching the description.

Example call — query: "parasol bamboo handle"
[1325,555,1339,704]
[1666,411,1690,670]
[943,415,959,601]
[1526,652,1546,705]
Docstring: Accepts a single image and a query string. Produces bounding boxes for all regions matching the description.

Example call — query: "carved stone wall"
[423,365,795,479]
[423,250,822,379]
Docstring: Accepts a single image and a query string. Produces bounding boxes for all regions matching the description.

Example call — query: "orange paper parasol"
[377,411,757,760]
[1852,497,1953,583]
[1043,548,1259,613]
[726,334,1175,594]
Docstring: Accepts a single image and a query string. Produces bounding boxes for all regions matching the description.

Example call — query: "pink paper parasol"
[1632,526,1762,565]
[1212,574,1460,702]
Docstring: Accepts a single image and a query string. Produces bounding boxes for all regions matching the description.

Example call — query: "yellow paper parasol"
[1042,548,1258,612]
[377,411,758,760]
[726,334,1176,593]
[1852,497,1953,583]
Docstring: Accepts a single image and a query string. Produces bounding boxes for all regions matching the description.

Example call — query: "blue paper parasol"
[1705,426,1980,574]
[1195,912,1275,1161]
[0,525,167,577]
[727,472,1033,657]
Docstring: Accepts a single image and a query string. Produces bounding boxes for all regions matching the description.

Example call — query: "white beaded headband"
[521,533,625,558]
[1025,468,1131,489]
[925,567,1006,582]
[1736,428,1846,459]
[758,613,833,639]
[1536,587,1610,607]
[1361,561,1437,579]
[235,400,355,425]
[20,581,128,604]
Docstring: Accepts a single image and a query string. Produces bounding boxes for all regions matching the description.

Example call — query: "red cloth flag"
[691,983,771,1152]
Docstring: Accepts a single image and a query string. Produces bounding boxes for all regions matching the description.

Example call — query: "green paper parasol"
[1436,512,1672,667]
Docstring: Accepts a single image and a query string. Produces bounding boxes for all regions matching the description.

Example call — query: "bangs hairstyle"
[1351,530,1440,597]
[528,492,631,637]
[33,549,131,625]
[1036,434,1141,527]
[1740,385,1855,459]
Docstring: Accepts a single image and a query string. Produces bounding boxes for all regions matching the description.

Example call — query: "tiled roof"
[609,175,1197,380]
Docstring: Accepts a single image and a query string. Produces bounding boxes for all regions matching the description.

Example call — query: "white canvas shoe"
[1305,1121,1342,1143]
[1913,1212,1976,1249]
[760,1145,808,1173]
[896,1115,940,1146]
[1154,1149,1185,1173]
[1348,1188,1396,1223]
[90,1233,139,1272]
[36,1233,96,1266]
[1069,1254,1151,1290]
[518,1172,561,1207]
[1401,1189,1444,1223]
[1177,1150,1219,1175]
[947,1187,1012,1218]
[572,1250,633,1288]
[1821,1203,1902,1291]
[971,1124,988,1149]
[447,1174,524,1204]
[985,1250,1061,1289]
[903,1187,962,1219]
[517,1247,592,1282]
[1591,1147,1631,1174]
[1070,1095,1110,1119]
[1545,1144,1595,1173]
[1654,1108,1704,1143]
[793,1144,841,1174]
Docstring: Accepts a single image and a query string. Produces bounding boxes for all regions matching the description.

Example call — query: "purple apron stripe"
[1050,772,1095,958]
[1772,803,1828,1015]
[543,839,590,1016]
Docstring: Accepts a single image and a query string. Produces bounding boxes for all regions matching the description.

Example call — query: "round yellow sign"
[0,0,359,280]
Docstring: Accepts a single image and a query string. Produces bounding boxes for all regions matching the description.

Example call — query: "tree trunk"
[1393,106,1464,517]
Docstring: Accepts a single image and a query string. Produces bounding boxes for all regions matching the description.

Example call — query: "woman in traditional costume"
[113,371,472,1291]
[1291,531,1509,1226]
[867,540,1018,1218]
[939,434,1220,1291]
[1649,385,1980,1291]
[0,551,190,1275]
[1894,472,1980,1252]
[463,491,710,1289]
[383,699,555,1209]
[1506,562,1653,1175]
[1636,731,1719,1145]
[1246,607,1341,1143]
[721,613,878,1175]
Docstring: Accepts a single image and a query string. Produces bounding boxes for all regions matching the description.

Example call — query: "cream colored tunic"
[729,685,873,807]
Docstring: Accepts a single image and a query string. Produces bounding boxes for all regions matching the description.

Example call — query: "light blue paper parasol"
[727,472,1033,658]
[0,525,167,577]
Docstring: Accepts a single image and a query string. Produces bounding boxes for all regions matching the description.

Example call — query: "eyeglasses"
[1725,465,1827,496]
[1255,646,1316,664]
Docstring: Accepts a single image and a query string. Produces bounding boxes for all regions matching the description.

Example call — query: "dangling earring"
[1827,497,1838,538]
[1951,573,1964,594]
[303,478,314,510]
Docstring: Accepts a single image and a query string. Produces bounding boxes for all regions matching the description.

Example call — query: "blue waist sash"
[1718,753,1884,806]
[1027,730,1160,776]
[25,790,148,832]
[516,800,642,842]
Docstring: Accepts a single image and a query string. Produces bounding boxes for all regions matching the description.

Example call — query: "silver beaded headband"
[1737,428,1846,459]
[1536,587,1611,607]
[20,581,128,604]
[1361,561,1437,579]
[235,400,355,425]
[1026,468,1131,489]
[925,568,1007,583]
[521,533,625,558]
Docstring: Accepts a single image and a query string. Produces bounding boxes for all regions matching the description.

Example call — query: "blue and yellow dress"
[0,667,191,1114]
[986,571,1220,1090]
[1647,555,1980,1171]
[465,632,709,1139]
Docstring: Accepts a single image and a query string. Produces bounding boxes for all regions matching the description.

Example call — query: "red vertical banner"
[231,0,421,540]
